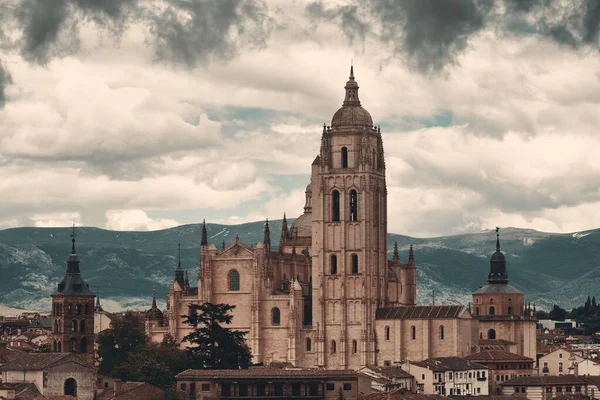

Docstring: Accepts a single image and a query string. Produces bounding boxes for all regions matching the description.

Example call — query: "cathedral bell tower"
[51,226,95,357]
[312,67,387,369]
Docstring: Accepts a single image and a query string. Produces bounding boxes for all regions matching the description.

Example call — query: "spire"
[177,243,182,269]
[496,226,500,251]
[392,241,399,263]
[95,288,103,312]
[281,212,288,240]
[151,290,157,309]
[488,227,509,284]
[201,219,208,246]
[343,64,361,106]
[70,224,76,254]
[263,218,271,250]
[408,244,415,264]
[174,244,184,288]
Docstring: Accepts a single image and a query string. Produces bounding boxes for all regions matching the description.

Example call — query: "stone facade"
[147,68,537,370]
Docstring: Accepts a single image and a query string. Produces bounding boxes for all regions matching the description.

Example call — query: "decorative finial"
[201,219,208,246]
[349,63,354,80]
[408,244,415,263]
[496,227,500,251]
[264,218,271,250]
[281,212,289,240]
[152,289,157,309]
[70,223,76,254]
[177,243,182,269]
[392,241,399,263]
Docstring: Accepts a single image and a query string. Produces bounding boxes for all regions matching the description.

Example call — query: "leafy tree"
[182,303,252,369]
[549,304,567,321]
[97,311,147,376]
[38,343,51,353]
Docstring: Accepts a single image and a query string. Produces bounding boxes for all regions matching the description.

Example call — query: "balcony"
[477,377,487,382]
[542,367,549,373]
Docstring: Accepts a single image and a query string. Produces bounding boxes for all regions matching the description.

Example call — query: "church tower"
[51,226,95,356]
[312,67,387,369]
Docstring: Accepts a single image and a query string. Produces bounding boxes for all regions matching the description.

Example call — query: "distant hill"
[0,221,599,312]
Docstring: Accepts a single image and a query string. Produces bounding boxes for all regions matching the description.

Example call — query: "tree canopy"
[182,302,252,369]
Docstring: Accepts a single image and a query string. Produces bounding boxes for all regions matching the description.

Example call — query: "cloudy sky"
[1,0,600,237]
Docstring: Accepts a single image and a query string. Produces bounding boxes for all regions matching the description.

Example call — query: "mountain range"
[0,221,599,313]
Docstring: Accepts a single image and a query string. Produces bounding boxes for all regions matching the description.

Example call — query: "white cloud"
[105,210,179,231]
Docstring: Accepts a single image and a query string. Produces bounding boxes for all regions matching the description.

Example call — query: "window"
[385,326,390,340]
[84,304,89,315]
[68,338,77,352]
[352,339,358,354]
[326,383,335,391]
[341,147,348,168]
[482,371,486,378]
[332,190,340,222]
[181,383,187,391]
[67,304,73,314]
[508,306,513,315]
[411,325,416,340]
[349,190,358,221]
[449,372,453,380]
[476,307,480,316]
[439,325,444,340]
[306,337,312,351]
[567,386,572,393]
[489,306,495,315]
[576,386,582,392]
[488,329,496,340]
[546,387,553,393]
[330,254,338,274]
[331,340,337,354]
[559,353,563,358]
[343,383,352,391]
[79,320,85,333]
[75,304,81,315]
[557,386,563,392]
[80,337,87,353]
[272,307,280,325]
[559,362,563,373]
[351,254,359,274]
[228,270,240,291]
[71,320,77,332]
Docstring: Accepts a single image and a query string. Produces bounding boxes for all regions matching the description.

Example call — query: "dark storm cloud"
[307,0,600,73]
[149,0,272,67]
[0,63,12,107]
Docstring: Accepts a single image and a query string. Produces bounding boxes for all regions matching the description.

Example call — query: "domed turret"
[146,292,164,322]
[331,66,374,128]
[488,227,509,284]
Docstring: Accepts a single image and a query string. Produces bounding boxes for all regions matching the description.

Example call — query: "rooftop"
[376,306,466,320]
[176,367,358,380]
[412,357,486,372]
[465,350,534,362]
[503,375,589,386]
[0,352,92,371]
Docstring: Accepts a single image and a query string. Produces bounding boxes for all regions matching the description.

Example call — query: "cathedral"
[146,68,537,369]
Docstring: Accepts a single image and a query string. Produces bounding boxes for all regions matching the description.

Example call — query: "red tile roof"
[465,350,534,362]
[0,352,93,371]
[503,376,589,386]
[177,367,358,380]
[376,306,466,320]
[412,357,486,372]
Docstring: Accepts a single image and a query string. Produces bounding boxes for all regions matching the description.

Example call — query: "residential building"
[575,359,600,376]
[409,357,489,396]
[501,375,592,400]
[358,365,415,393]
[175,368,359,399]
[539,348,584,376]
[465,350,535,394]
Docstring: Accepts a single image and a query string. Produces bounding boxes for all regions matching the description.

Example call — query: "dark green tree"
[97,311,147,376]
[182,303,252,369]
[593,296,597,310]
[536,310,549,320]
[549,304,567,321]
[338,387,346,400]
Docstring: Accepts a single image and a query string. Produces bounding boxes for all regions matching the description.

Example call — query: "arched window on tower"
[67,304,73,315]
[488,329,496,340]
[385,326,390,341]
[411,326,416,340]
[489,306,495,316]
[331,340,337,354]
[351,254,359,274]
[330,254,338,274]
[80,337,87,353]
[349,190,358,221]
[75,304,81,315]
[352,339,358,354]
[228,270,240,291]
[306,337,312,351]
[508,306,513,315]
[332,190,340,222]
[57,341,62,352]
[79,320,85,333]
[272,307,280,326]
[476,307,480,316]
[70,320,77,332]
[84,304,89,315]
[68,338,77,352]
[341,147,348,168]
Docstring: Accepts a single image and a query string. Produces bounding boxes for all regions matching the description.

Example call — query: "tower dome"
[488,227,509,284]
[331,66,374,128]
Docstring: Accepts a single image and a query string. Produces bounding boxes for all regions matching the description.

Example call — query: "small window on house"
[326,383,335,391]
[343,383,352,391]
[411,325,416,340]
[476,307,480,316]
[385,326,390,340]
[79,320,85,333]
[508,306,513,315]
[228,270,240,291]
[332,190,340,222]
[272,307,280,325]
[201,383,210,392]
[488,329,496,339]
[84,304,89,315]
[349,190,358,221]
[489,306,495,315]
[351,254,359,274]
[330,254,338,274]
[341,147,348,168]
[181,383,187,391]
[559,353,563,358]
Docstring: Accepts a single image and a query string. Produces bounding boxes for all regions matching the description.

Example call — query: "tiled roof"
[479,339,517,346]
[465,350,534,362]
[412,357,486,372]
[362,388,446,400]
[177,368,358,380]
[503,376,589,386]
[0,346,26,365]
[0,352,92,371]
[367,366,414,379]
[473,283,523,294]
[98,382,165,400]
[376,306,465,320]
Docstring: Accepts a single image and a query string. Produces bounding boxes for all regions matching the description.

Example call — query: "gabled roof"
[0,352,93,371]
[412,357,486,372]
[465,350,534,362]
[376,305,466,320]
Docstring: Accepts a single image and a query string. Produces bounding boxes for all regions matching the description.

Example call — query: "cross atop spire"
[70,224,76,254]
[496,226,500,251]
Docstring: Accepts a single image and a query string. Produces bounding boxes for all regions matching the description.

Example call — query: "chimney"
[114,379,122,395]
